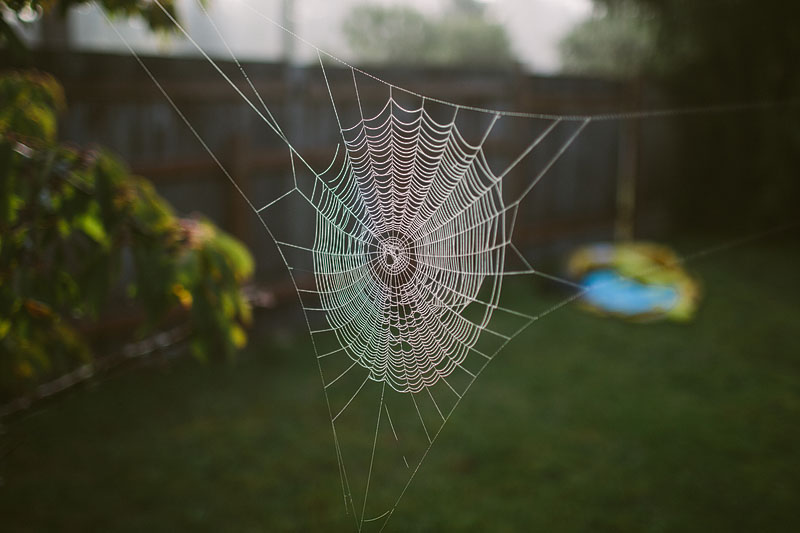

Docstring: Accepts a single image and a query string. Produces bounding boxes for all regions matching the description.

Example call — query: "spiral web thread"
[268,65,591,528]
[104,1,799,530]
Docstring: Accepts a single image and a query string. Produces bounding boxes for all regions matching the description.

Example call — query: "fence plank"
[3,51,669,279]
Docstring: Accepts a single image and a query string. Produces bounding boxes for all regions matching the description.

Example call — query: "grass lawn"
[1,237,798,532]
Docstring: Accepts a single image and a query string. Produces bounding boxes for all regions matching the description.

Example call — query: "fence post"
[227,134,252,247]
[615,79,642,241]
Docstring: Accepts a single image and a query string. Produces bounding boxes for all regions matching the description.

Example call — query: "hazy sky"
[69,0,593,73]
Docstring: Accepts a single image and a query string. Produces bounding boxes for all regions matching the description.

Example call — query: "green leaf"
[75,212,110,247]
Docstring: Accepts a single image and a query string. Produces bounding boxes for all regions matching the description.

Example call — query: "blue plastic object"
[580,269,679,316]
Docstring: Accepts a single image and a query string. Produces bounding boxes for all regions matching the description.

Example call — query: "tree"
[559,1,657,78]
[342,0,515,68]
[1,1,255,399]
[1,0,180,59]
[564,0,800,229]
[633,0,799,228]
[1,71,254,399]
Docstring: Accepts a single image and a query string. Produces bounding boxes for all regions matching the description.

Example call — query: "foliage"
[0,71,253,398]
[562,0,799,229]
[603,0,800,228]
[342,0,515,68]
[592,0,800,90]
[0,0,180,58]
[559,0,657,78]
[3,0,178,26]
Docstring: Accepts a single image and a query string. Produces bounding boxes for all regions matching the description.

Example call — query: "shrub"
[0,71,253,398]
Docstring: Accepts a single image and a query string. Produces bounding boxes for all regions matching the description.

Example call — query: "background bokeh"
[1,1,798,531]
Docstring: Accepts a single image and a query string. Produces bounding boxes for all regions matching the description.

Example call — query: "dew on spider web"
[103,1,799,530]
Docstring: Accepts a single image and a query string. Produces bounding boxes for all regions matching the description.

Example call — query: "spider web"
[102,1,797,530]
[257,63,590,529]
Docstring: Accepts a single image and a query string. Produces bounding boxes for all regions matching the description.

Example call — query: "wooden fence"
[12,52,678,280]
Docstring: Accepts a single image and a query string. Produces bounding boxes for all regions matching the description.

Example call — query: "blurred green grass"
[1,239,798,532]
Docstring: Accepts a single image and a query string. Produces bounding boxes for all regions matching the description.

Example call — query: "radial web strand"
[102,1,800,530]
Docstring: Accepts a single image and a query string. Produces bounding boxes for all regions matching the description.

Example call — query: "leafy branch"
[0,71,253,398]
